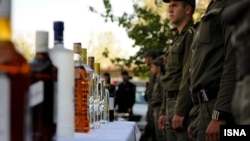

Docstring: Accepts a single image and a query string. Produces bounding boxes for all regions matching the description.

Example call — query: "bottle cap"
[53,21,64,41]
[73,43,81,54]
[35,31,49,52]
[94,63,100,75]
[82,48,87,64]
[88,56,95,69]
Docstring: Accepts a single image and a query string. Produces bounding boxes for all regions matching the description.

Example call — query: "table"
[57,121,141,141]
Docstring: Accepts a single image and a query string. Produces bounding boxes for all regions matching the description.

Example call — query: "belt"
[167,90,178,98]
[191,87,219,105]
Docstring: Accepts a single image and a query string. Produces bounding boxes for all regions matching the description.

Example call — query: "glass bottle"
[49,21,74,138]
[94,63,102,128]
[73,43,90,133]
[30,31,57,141]
[82,50,95,130]
[0,0,31,141]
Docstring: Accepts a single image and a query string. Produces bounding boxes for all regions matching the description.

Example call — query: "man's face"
[122,74,129,81]
[168,1,186,25]
[144,56,154,67]
[150,64,159,75]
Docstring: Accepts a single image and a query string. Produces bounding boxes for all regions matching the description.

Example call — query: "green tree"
[89,0,207,78]
[89,0,173,78]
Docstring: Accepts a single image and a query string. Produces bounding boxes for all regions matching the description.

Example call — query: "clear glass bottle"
[73,43,90,133]
[30,31,57,141]
[49,21,74,138]
[94,63,101,128]
[0,0,31,141]
[82,50,95,130]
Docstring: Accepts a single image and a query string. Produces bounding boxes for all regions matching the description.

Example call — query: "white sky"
[12,0,136,56]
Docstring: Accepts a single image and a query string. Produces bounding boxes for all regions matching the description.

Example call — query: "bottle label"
[0,73,10,141]
[0,0,10,17]
[29,81,44,107]
[109,97,114,110]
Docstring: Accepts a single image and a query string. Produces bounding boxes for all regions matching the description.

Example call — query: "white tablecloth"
[57,121,141,141]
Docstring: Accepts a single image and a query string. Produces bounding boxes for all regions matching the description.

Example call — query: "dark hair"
[121,70,129,76]
[152,57,165,75]
[103,72,110,77]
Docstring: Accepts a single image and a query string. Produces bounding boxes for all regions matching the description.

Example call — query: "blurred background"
[12,0,209,80]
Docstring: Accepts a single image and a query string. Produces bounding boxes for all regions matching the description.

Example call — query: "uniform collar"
[178,20,194,35]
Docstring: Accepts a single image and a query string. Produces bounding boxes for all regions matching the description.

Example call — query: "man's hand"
[206,119,226,141]
[158,115,166,131]
[187,126,193,141]
[172,114,184,129]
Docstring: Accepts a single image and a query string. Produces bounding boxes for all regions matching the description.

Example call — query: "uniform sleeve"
[160,83,166,115]
[174,30,194,116]
[213,15,237,114]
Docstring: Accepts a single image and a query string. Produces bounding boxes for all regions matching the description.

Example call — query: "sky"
[11,0,136,57]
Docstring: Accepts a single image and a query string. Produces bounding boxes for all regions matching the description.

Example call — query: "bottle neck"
[0,17,11,41]
[54,29,64,46]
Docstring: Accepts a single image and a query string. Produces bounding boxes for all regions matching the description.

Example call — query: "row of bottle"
[0,0,114,141]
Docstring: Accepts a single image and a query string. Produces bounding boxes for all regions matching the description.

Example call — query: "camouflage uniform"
[188,0,238,140]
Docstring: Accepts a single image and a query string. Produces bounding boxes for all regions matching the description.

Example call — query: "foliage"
[89,0,206,79]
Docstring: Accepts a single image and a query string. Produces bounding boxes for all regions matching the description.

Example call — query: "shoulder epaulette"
[188,27,195,34]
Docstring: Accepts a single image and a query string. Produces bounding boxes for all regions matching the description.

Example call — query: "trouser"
[152,106,166,141]
[232,75,250,124]
[166,97,188,141]
[188,99,216,141]
[140,105,155,141]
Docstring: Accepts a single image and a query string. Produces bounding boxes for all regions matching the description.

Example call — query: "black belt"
[191,87,219,105]
[167,90,178,98]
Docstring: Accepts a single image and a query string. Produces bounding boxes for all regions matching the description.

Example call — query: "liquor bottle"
[88,57,99,128]
[73,43,90,133]
[0,0,31,141]
[30,31,57,141]
[94,63,102,128]
[49,21,74,138]
[82,49,95,130]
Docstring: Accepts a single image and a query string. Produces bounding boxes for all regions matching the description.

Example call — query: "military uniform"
[222,0,250,124]
[188,0,237,140]
[140,74,156,141]
[160,19,195,141]
[150,73,166,141]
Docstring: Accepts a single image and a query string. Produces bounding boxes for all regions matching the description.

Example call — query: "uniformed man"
[188,0,238,141]
[158,0,196,141]
[222,0,250,124]
[140,50,158,141]
[150,57,166,141]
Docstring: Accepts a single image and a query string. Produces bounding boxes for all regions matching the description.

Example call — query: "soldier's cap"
[152,57,164,67]
[143,50,158,59]
[163,0,195,9]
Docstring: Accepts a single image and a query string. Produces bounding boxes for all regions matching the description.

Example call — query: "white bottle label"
[109,97,114,110]
[29,81,44,107]
[0,73,10,141]
[0,0,11,17]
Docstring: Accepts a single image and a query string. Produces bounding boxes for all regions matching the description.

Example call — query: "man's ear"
[185,5,192,15]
